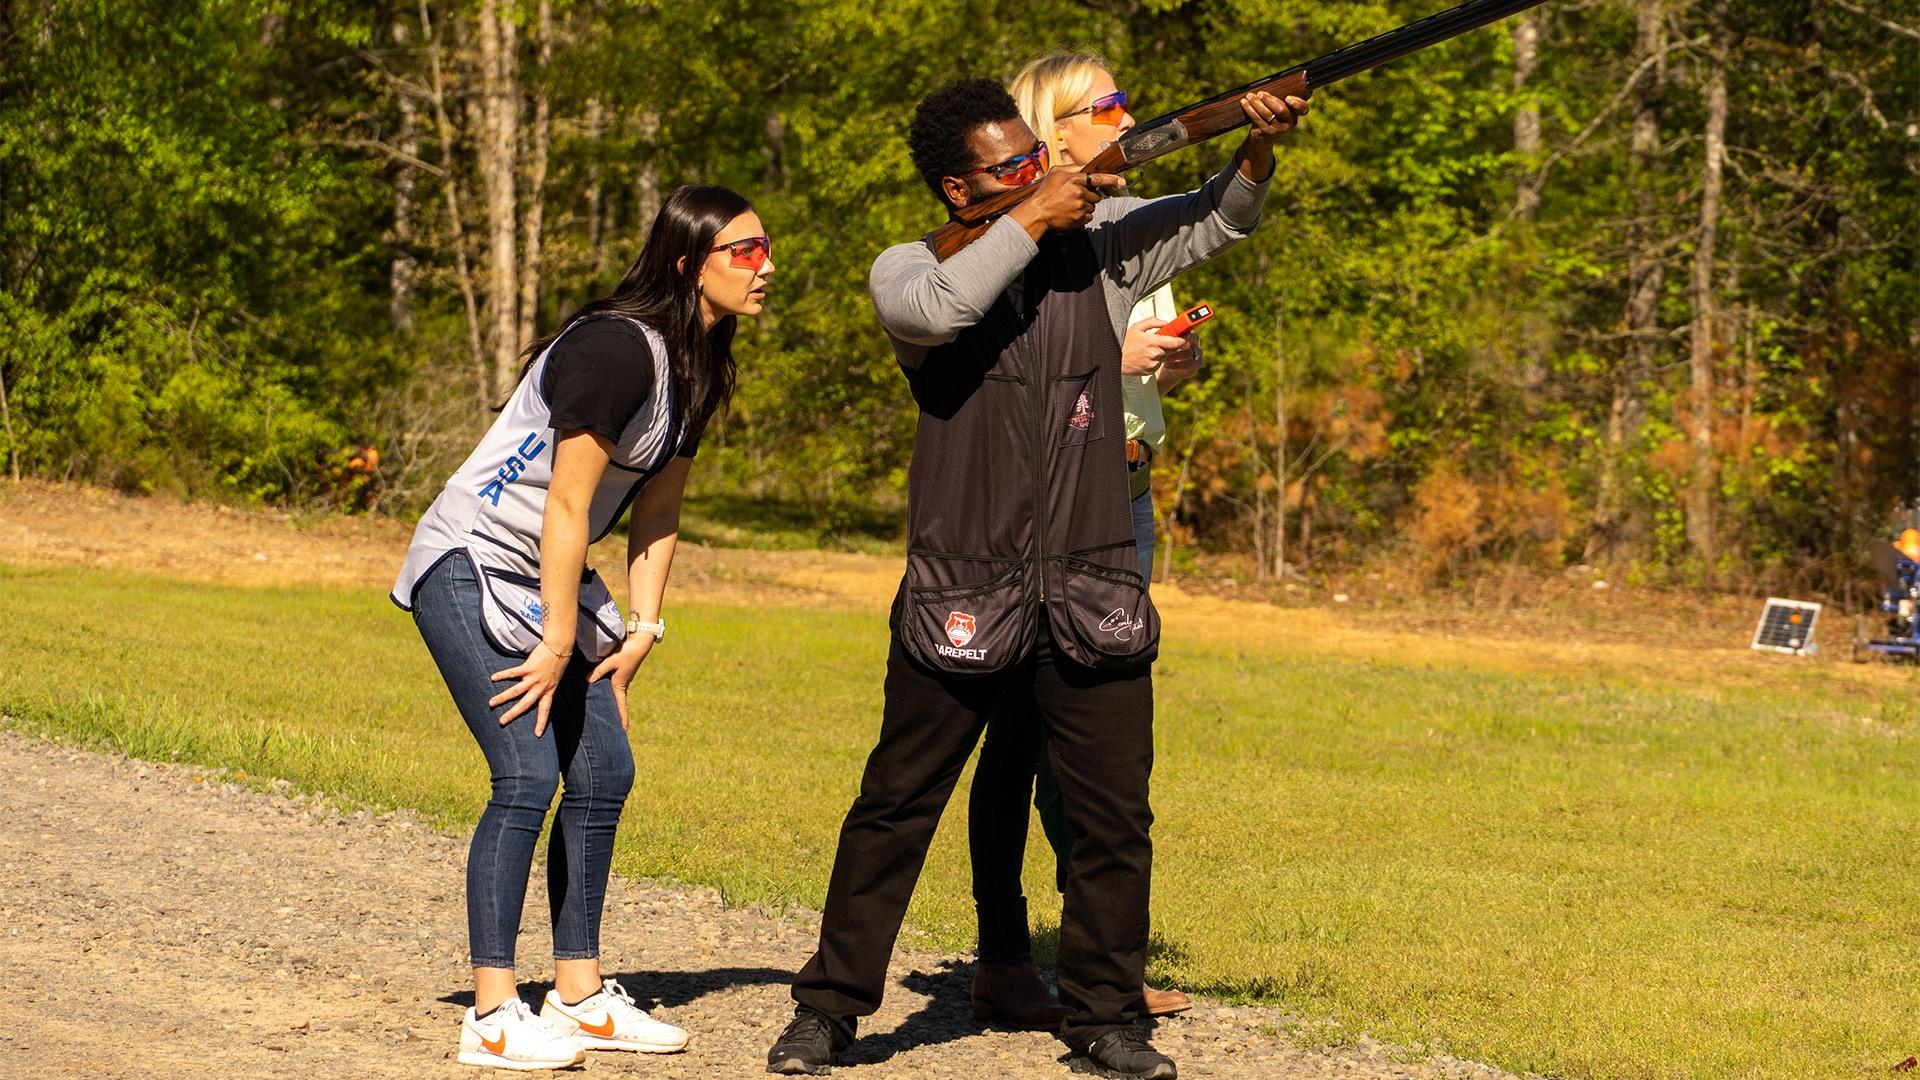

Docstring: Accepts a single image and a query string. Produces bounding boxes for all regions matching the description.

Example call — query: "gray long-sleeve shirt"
[870,164,1272,369]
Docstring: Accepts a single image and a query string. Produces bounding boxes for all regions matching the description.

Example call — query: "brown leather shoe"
[971,961,1072,1030]
[1141,984,1192,1017]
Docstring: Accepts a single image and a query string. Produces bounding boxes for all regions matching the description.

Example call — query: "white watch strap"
[626,615,665,641]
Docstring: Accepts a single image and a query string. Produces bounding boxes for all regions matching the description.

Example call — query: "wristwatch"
[626,614,666,642]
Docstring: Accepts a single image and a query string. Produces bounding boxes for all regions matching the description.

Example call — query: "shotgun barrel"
[929,0,1550,260]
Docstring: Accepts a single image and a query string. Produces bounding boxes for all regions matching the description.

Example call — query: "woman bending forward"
[391,184,774,1071]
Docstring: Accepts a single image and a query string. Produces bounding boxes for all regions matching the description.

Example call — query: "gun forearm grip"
[929,217,1000,261]
[930,183,1042,260]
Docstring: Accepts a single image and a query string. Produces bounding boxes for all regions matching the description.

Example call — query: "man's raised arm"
[870,215,1038,350]
[1092,91,1303,311]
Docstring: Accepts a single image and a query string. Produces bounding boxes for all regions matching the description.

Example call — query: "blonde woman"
[963,51,1204,1029]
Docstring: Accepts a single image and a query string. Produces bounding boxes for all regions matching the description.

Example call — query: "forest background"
[3,0,1916,600]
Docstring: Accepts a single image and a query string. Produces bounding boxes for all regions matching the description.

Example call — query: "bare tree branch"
[1510,35,1705,220]
[1828,0,1920,41]
[330,136,448,177]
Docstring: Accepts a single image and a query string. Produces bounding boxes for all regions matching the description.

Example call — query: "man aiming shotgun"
[765,78,1304,1080]
[770,1,1547,1076]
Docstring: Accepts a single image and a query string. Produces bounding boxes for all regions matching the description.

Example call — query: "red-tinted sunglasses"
[1060,89,1130,128]
[954,142,1050,188]
[710,234,772,270]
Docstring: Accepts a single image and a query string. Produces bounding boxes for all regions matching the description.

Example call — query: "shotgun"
[929,0,1551,260]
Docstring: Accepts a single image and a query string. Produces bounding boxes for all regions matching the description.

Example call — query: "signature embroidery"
[1099,607,1144,642]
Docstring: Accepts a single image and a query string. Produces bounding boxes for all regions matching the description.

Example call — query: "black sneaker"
[1069,1026,1177,1079]
[767,1008,840,1075]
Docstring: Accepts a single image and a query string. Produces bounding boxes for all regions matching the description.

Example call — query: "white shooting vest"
[391,316,682,660]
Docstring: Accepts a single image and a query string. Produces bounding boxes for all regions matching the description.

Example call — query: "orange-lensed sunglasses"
[710,234,772,270]
[954,142,1050,188]
[1059,90,1130,128]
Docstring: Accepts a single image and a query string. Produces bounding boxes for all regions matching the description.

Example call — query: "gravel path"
[0,732,1523,1080]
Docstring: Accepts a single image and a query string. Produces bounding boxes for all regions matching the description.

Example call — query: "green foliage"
[3,0,1916,587]
[0,0,393,500]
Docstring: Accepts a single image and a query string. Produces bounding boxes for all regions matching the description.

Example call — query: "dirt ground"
[0,731,1521,1079]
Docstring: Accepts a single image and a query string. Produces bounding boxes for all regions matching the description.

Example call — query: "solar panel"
[1751,598,1821,655]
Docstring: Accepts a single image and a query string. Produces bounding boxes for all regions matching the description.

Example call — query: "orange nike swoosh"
[480,1030,506,1055]
[578,1014,616,1038]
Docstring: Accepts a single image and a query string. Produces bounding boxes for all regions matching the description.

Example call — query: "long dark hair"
[514,183,749,445]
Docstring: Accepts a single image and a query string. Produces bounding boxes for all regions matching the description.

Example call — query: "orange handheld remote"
[1159,301,1215,338]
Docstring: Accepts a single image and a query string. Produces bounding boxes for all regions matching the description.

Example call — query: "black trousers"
[791,627,1155,1054]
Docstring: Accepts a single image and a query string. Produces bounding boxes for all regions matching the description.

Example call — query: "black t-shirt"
[541,317,700,458]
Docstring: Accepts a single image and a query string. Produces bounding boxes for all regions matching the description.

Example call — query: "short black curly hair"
[907,78,1023,204]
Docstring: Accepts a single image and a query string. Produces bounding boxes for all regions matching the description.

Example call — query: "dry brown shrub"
[1482,470,1575,565]
[1407,458,1575,579]
[1407,458,1485,578]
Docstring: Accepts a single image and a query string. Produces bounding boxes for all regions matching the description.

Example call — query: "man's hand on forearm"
[1234,90,1310,184]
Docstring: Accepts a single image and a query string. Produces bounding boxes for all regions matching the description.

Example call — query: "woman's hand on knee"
[589,636,654,731]
[490,641,571,736]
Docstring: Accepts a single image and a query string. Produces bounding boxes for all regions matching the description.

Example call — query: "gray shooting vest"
[391,316,682,661]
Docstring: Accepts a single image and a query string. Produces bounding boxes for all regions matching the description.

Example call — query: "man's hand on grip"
[1008,171,1125,238]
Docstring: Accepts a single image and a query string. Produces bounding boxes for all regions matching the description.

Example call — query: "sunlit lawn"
[3,560,1916,1079]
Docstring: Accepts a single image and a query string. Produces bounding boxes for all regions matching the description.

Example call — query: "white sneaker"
[457,997,587,1071]
[541,978,690,1053]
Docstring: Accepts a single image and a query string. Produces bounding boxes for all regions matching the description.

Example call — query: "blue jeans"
[1130,487,1155,581]
[411,553,634,968]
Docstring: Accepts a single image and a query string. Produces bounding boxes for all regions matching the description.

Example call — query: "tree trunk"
[390,57,420,334]
[1511,10,1548,390]
[764,111,787,189]
[583,97,606,275]
[478,0,521,401]
[516,0,552,355]
[1298,482,1312,565]
[1585,0,1666,564]
[1512,11,1542,219]
[0,359,18,481]
[1240,362,1269,578]
[1161,436,1196,582]
[1272,297,1289,581]
[420,0,489,413]
[1685,0,1729,582]
[634,110,661,237]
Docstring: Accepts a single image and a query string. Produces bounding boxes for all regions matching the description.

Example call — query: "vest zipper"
[1026,319,1051,606]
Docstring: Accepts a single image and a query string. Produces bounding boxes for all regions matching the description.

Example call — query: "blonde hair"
[1009,50,1110,161]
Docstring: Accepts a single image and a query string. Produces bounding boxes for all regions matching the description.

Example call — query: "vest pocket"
[899,558,1031,677]
[1047,553,1160,669]
[1052,368,1110,448]
[466,543,625,663]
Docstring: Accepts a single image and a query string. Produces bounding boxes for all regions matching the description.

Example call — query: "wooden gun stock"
[926,0,1547,261]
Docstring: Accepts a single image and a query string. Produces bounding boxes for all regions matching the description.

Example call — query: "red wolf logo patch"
[945,611,977,647]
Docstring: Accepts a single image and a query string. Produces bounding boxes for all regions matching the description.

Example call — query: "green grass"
[676,491,904,554]
[3,560,1918,1078]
